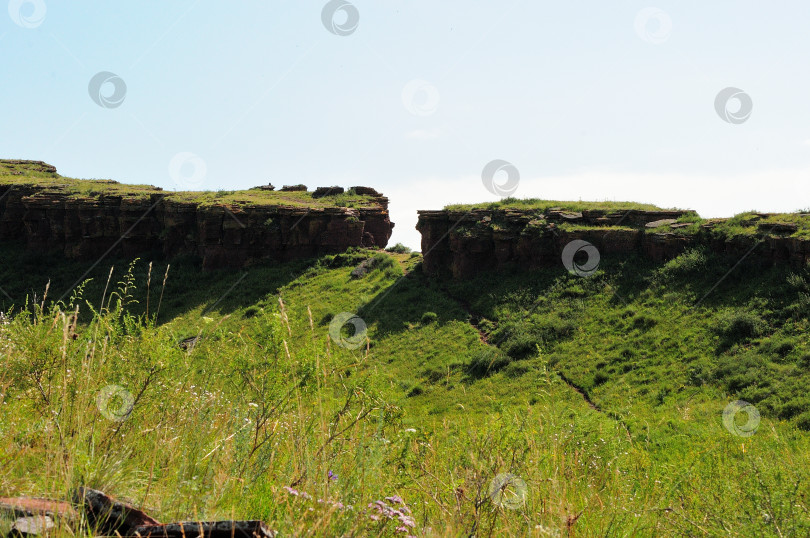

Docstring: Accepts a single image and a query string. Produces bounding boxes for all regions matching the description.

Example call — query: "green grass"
[444,197,669,212]
[706,212,810,239]
[1,242,810,535]
[444,196,810,241]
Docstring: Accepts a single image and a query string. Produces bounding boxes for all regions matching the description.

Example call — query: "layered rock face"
[417,208,810,278]
[0,167,393,270]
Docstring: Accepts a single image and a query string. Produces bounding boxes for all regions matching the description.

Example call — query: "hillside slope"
[0,245,809,536]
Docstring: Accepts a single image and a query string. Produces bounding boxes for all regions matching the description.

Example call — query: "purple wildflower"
[283,486,299,496]
[328,470,338,482]
[385,495,404,505]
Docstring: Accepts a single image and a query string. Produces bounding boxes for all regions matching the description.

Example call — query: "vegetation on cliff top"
[444,197,668,212]
[0,160,383,210]
[1,241,809,536]
[445,197,810,240]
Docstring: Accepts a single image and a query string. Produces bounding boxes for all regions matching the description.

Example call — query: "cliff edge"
[0,160,394,269]
[417,201,810,278]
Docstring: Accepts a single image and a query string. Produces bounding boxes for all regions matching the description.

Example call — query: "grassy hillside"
[1,244,809,536]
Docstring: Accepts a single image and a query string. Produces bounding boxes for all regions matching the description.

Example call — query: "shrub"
[785,292,810,318]
[787,273,807,291]
[386,243,412,254]
[501,332,541,360]
[713,309,767,345]
[492,315,575,360]
[371,252,396,270]
[243,306,260,319]
[322,251,372,269]
[795,411,810,431]
[659,248,708,279]
[778,398,810,420]
[632,314,658,330]
[421,312,438,324]
[760,336,796,358]
[465,347,512,378]
[504,362,530,378]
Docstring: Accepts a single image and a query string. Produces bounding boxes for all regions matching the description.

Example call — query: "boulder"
[312,186,345,198]
[351,186,381,196]
[758,222,798,234]
[350,258,377,279]
[645,219,678,228]
[8,516,55,537]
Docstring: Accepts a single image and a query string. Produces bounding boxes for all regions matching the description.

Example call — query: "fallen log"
[132,521,276,538]
[0,498,75,520]
[72,487,160,536]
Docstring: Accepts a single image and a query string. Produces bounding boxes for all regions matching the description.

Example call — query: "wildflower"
[328,470,337,481]
[385,495,404,505]
[283,486,299,496]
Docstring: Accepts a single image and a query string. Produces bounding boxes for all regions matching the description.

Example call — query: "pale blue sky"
[2,1,809,249]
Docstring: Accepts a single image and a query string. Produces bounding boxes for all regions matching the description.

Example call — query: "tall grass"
[1,257,809,536]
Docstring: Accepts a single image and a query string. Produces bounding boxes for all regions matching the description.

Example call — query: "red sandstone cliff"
[0,162,393,269]
[417,208,810,278]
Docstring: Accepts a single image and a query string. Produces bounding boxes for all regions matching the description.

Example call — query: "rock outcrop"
[0,161,394,270]
[417,208,810,278]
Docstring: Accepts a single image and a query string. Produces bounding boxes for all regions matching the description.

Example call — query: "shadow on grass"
[355,268,470,338]
[0,243,315,323]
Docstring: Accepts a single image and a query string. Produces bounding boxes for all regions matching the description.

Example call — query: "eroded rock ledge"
[0,161,393,269]
[417,208,810,278]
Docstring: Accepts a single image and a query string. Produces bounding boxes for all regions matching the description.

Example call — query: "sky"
[2,0,809,250]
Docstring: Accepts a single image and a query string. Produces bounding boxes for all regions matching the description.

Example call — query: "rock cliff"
[417,207,810,278]
[0,160,393,269]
